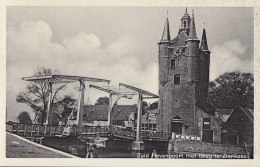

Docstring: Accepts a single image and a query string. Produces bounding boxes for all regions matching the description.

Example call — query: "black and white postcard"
[0,0,259,167]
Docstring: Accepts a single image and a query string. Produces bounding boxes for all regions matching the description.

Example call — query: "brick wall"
[174,139,247,155]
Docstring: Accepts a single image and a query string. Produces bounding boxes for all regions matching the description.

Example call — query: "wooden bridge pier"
[118,83,159,151]
[46,82,53,126]
[76,80,85,136]
[132,91,144,151]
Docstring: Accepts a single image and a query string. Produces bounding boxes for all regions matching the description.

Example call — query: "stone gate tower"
[158,9,219,140]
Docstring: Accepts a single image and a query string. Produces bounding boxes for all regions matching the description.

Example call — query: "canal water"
[40,136,252,159]
[42,136,169,158]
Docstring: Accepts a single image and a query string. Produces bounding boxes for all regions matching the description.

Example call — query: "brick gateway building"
[157,9,221,143]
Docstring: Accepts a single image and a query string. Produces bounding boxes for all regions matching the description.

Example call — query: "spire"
[161,17,171,42]
[200,28,209,51]
[187,10,198,40]
[180,8,191,35]
[181,7,190,20]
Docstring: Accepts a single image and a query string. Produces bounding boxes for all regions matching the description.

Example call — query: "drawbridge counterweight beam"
[23,75,110,83]
[89,84,118,94]
[119,83,159,98]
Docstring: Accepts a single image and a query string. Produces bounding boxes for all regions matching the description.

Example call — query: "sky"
[6,7,254,121]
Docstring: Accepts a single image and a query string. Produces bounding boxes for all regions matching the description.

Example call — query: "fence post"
[50,126,52,136]
[44,125,47,136]
[37,125,40,136]
[31,125,33,136]
[11,124,13,133]
[24,124,26,136]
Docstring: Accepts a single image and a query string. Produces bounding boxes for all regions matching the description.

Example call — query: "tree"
[142,101,148,108]
[17,111,32,124]
[95,96,109,105]
[56,95,77,126]
[16,67,66,124]
[207,72,254,109]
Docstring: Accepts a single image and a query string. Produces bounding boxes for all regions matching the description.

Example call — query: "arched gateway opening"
[169,116,186,134]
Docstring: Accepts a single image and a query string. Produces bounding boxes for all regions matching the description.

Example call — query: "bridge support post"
[107,94,113,131]
[77,80,85,136]
[132,92,144,151]
[46,82,53,126]
[107,94,127,133]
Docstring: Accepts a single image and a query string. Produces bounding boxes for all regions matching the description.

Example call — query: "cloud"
[7,21,158,120]
[210,40,253,80]
[8,21,252,121]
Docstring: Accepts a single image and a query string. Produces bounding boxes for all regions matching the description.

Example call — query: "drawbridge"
[7,74,163,150]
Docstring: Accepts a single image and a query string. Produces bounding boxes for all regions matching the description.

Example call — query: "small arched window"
[183,21,187,28]
[174,74,180,85]
[170,59,176,70]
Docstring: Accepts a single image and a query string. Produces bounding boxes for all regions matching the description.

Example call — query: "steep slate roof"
[200,29,209,51]
[182,8,190,19]
[83,105,137,121]
[215,108,233,115]
[240,106,254,123]
[161,18,171,42]
[196,100,216,116]
[215,108,233,123]
[171,31,188,47]
[187,12,198,40]
[222,105,254,130]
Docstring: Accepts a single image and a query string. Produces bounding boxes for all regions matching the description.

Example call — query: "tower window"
[185,67,188,74]
[174,74,180,85]
[170,59,176,69]
[183,21,186,28]
[203,118,211,130]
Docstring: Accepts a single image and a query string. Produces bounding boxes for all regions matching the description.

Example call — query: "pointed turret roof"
[182,7,190,19]
[161,17,171,42]
[187,10,199,40]
[200,28,209,51]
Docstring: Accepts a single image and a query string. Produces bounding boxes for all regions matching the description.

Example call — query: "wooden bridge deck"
[6,123,170,141]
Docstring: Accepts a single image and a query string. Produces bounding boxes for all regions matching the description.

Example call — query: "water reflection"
[42,136,169,158]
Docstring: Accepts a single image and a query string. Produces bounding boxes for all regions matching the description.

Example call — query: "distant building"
[158,9,221,142]
[215,109,233,123]
[79,104,160,132]
[221,105,254,147]
[141,102,159,131]
[82,105,137,127]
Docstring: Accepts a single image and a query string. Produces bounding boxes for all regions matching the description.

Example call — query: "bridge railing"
[6,122,65,137]
[7,122,110,137]
[110,126,171,141]
[7,122,171,141]
[82,125,109,135]
[110,126,135,138]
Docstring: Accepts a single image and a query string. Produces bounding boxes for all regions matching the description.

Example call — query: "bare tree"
[16,67,66,124]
